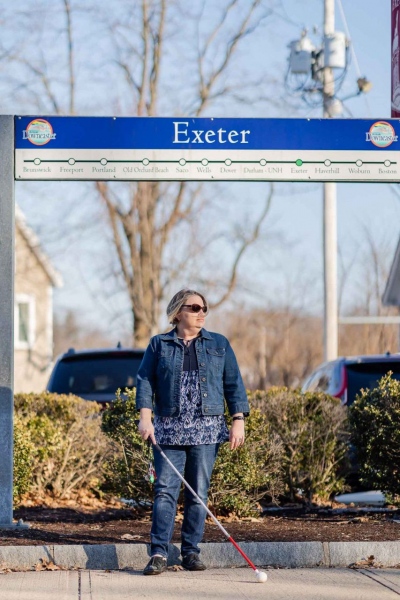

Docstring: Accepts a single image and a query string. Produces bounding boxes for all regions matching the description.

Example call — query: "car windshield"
[347,362,400,405]
[50,354,143,395]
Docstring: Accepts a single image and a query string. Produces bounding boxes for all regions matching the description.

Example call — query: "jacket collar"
[160,327,212,341]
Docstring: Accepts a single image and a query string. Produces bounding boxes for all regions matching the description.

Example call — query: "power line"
[336,0,372,117]
[276,0,306,30]
[336,0,361,76]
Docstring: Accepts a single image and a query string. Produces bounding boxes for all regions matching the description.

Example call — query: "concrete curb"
[1,541,400,571]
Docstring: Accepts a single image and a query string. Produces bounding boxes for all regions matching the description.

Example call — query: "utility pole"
[286,1,371,363]
[323,0,338,361]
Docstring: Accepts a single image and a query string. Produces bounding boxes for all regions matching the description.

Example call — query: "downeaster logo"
[366,121,398,148]
[23,119,56,145]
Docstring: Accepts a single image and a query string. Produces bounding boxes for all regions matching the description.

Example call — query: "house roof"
[15,206,63,288]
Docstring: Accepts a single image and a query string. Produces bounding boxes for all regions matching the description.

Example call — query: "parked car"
[47,346,145,405]
[302,352,400,406]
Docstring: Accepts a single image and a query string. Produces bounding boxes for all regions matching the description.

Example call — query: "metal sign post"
[392,0,400,118]
[0,116,16,526]
[1,115,399,527]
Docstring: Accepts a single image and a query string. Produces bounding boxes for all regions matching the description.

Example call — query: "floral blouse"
[154,369,229,445]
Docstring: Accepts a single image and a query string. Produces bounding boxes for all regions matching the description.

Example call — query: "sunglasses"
[181,304,208,314]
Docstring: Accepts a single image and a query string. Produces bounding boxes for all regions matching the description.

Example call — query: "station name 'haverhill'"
[173,121,250,144]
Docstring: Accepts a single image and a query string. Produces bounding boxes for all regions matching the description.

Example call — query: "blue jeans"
[150,444,219,558]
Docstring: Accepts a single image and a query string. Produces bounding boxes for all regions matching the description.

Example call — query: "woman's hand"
[138,419,156,444]
[229,419,245,450]
[138,408,156,444]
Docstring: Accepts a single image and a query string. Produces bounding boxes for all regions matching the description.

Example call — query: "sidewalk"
[0,568,400,600]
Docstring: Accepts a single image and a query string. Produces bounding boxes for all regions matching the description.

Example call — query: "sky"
[13,0,399,339]
[219,0,398,316]
[241,0,396,307]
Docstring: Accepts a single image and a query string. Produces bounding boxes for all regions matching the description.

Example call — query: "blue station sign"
[14,116,400,182]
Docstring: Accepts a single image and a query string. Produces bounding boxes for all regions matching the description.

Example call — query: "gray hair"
[167,288,208,325]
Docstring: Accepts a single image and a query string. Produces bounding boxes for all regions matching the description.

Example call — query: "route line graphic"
[23,157,398,168]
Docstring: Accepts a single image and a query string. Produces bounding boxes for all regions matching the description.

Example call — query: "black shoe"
[181,553,207,571]
[143,555,167,576]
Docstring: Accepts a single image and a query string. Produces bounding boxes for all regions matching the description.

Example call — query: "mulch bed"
[1,505,399,546]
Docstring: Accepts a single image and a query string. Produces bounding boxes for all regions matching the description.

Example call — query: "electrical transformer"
[323,32,347,69]
[288,36,315,75]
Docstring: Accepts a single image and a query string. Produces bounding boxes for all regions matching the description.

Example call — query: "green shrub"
[101,389,154,501]
[101,389,284,517]
[13,416,34,505]
[252,388,348,502]
[209,407,283,516]
[14,392,113,498]
[349,372,400,497]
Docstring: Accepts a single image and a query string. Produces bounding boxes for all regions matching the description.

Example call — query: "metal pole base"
[0,519,30,530]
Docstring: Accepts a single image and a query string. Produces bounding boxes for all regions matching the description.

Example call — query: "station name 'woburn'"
[173,121,250,144]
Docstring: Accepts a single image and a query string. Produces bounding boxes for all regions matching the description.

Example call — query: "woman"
[137,288,249,576]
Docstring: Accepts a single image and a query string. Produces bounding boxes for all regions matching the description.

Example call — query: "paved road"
[0,568,400,600]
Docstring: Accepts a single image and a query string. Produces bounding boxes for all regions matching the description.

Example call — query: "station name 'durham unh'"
[173,121,250,144]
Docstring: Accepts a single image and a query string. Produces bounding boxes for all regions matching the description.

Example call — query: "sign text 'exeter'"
[172,121,250,145]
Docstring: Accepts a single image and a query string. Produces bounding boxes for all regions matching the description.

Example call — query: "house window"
[18,303,29,342]
[15,294,35,349]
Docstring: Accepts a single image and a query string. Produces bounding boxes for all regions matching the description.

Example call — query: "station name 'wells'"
[173,121,250,144]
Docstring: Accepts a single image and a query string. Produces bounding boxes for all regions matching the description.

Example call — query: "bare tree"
[53,310,121,357]
[339,227,399,356]
[215,260,324,389]
[221,306,322,389]
[95,0,275,344]
[3,0,281,345]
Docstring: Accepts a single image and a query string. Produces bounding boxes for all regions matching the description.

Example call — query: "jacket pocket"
[206,347,225,370]
[206,348,226,356]
[157,348,174,372]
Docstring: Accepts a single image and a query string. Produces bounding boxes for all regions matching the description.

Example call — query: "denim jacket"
[136,328,249,418]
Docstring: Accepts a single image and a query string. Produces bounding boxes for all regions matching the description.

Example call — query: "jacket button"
[202,377,206,382]
[201,362,205,366]
[203,393,207,397]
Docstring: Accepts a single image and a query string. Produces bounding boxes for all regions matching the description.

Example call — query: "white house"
[14,207,62,393]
